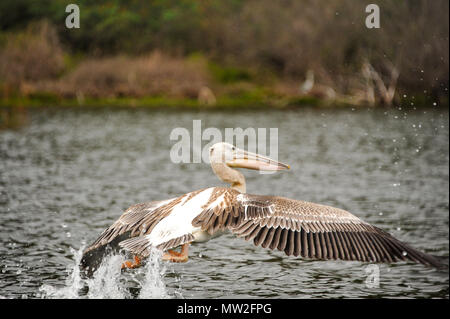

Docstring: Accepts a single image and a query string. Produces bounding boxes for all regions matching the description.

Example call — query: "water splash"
[39,246,173,299]
[39,247,85,298]
[137,250,170,299]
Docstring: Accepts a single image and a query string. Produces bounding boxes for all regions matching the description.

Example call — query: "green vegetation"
[0,1,448,109]
[208,63,252,84]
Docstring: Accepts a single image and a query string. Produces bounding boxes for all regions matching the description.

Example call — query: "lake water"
[0,106,448,299]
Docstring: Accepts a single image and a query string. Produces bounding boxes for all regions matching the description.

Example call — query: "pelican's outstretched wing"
[80,197,180,273]
[192,189,442,267]
[83,198,179,254]
[81,188,214,273]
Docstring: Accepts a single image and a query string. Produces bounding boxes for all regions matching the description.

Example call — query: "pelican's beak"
[226,148,290,171]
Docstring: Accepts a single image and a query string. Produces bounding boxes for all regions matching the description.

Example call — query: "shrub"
[46,51,209,99]
[0,20,64,87]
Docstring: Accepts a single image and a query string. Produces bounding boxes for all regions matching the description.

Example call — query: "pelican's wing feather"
[119,233,195,257]
[83,197,180,254]
[81,189,207,275]
[192,189,441,267]
[117,188,216,256]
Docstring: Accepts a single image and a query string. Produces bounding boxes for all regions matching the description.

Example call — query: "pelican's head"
[209,142,290,192]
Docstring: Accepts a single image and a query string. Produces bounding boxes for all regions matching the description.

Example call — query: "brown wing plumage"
[83,198,180,254]
[192,188,442,267]
[80,197,183,275]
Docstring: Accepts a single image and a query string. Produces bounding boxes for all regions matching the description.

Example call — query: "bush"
[0,20,64,86]
[44,51,209,99]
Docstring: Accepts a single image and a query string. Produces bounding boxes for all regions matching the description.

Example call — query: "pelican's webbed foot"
[121,255,142,269]
[162,243,190,263]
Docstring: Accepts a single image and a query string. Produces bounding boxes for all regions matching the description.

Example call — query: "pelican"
[80,142,442,275]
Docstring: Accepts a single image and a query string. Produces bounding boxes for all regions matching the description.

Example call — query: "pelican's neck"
[211,162,246,193]
[231,180,246,193]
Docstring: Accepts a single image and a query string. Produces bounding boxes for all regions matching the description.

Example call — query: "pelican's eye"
[232,146,235,151]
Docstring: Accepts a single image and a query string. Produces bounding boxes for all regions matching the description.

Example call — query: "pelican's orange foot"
[162,253,189,263]
[162,243,189,263]
[166,249,182,257]
[121,255,141,269]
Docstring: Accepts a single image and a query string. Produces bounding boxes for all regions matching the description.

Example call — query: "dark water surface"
[0,106,448,299]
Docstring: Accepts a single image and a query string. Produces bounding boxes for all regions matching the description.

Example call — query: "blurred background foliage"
[0,0,448,107]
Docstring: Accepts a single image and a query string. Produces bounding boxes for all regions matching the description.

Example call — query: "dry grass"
[44,52,209,99]
[0,21,64,86]
[0,21,210,100]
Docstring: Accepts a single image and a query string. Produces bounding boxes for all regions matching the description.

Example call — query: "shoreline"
[1,92,446,110]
